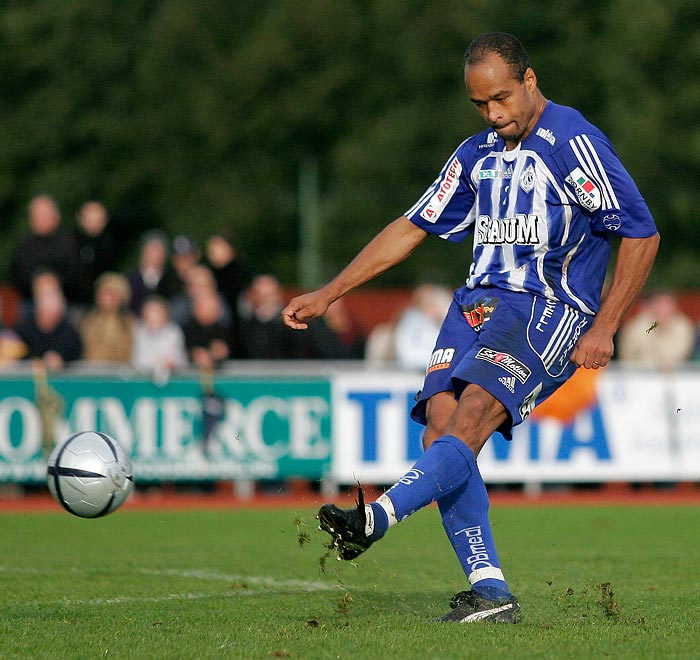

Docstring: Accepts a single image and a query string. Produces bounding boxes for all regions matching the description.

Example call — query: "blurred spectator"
[323,299,366,358]
[72,201,119,306]
[79,272,134,363]
[171,235,200,291]
[127,230,181,315]
[131,295,188,377]
[14,270,82,369]
[0,329,27,365]
[365,319,398,368]
[304,299,367,359]
[394,283,453,370]
[170,264,231,327]
[182,289,231,370]
[205,230,253,323]
[617,291,696,368]
[8,195,80,313]
[238,274,303,359]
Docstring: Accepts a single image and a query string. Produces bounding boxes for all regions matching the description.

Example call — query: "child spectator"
[131,295,188,377]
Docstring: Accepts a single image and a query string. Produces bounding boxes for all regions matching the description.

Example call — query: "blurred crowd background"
[1,2,699,375]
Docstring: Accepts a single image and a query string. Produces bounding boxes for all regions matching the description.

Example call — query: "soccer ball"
[47,431,134,518]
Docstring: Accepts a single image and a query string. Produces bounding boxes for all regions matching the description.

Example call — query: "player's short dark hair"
[464,32,531,82]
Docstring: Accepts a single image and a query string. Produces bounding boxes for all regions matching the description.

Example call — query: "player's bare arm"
[282,216,428,329]
[570,232,660,369]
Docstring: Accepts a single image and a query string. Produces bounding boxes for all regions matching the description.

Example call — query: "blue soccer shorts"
[411,286,593,439]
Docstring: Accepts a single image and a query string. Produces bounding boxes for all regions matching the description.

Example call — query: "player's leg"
[318,385,505,561]
[420,387,519,620]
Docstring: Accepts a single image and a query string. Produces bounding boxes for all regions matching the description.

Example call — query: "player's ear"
[524,67,537,92]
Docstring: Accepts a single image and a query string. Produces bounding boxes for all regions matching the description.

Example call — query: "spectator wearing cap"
[171,235,200,289]
[127,230,181,315]
[79,272,134,364]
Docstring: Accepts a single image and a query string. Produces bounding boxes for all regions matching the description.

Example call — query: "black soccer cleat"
[318,487,374,561]
[439,589,521,624]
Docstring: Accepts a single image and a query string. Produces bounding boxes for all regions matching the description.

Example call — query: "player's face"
[465,53,540,147]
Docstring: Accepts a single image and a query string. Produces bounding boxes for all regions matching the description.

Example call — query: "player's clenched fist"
[282,290,333,330]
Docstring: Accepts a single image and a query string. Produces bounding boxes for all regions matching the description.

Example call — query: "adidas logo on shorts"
[498,376,516,393]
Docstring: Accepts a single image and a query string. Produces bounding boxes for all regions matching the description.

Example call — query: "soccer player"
[282,32,659,623]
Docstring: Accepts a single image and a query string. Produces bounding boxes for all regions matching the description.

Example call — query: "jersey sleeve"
[404,141,476,243]
[557,133,657,238]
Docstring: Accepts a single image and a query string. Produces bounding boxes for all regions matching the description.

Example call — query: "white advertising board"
[331,369,700,484]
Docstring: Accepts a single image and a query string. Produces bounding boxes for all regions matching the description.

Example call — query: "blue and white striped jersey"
[405,101,657,315]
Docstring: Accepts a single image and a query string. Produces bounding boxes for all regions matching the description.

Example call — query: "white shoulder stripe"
[569,135,619,210]
[580,135,619,209]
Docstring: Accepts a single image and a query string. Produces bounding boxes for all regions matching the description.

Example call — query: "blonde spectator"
[79,272,134,363]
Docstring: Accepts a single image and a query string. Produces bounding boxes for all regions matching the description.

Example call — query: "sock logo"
[395,468,425,486]
[456,525,494,573]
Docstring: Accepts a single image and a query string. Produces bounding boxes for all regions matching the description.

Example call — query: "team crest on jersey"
[519,164,536,194]
[427,347,456,374]
[420,157,462,223]
[462,297,499,332]
[475,348,531,383]
[566,167,601,212]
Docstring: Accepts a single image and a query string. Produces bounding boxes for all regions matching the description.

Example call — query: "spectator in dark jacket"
[8,195,80,314]
[14,270,82,369]
[127,230,182,315]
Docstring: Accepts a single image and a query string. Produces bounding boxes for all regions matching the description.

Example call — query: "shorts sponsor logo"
[420,157,462,222]
[558,319,590,367]
[462,297,499,332]
[535,298,557,332]
[427,347,456,374]
[475,348,532,383]
[519,382,542,420]
[566,167,601,212]
[603,213,621,230]
[498,376,516,393]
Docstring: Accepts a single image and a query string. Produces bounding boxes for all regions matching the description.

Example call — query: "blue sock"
[367,435,475,541]
[437,452,511,600]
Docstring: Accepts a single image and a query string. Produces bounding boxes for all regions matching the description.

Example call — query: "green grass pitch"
[0,503,698,659]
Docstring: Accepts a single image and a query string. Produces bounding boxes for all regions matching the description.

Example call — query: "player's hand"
[569,323,614,369]
[282,290,333,330]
